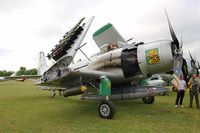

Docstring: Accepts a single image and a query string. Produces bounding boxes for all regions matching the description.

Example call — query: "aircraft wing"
[70,69,123,82]
[36,68,124,87]
[46,17,94,74]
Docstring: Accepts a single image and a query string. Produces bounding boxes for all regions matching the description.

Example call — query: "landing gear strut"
[98,100,115,119]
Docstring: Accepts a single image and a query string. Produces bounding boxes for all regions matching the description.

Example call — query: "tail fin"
[37,51,48,75]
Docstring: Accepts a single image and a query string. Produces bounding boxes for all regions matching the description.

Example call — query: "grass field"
[0,80,200,133]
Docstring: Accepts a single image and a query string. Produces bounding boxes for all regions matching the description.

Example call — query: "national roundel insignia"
[145,48,160,65]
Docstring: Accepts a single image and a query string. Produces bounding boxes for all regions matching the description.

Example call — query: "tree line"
[0,67,37,76]
[0,70,14,76]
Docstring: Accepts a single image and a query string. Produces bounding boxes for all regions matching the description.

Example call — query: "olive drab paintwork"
[99,77,111,96]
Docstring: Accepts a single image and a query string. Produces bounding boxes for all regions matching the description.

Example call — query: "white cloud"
[0,0,200,71]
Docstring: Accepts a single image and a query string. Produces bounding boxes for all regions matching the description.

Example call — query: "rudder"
[37,51,48,75]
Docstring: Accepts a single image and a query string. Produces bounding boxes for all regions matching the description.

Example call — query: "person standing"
[188,58,200,108]
[175,74,187,108]
[99,76,111,100]
[188,75,200,108]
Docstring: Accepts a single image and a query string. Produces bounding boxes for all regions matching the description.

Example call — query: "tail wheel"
[98,100,116,119]
[143,96,155,104]
[50,91,56,98]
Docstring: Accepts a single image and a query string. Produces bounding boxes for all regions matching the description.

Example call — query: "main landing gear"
[98,100,116,119]
[142,96,155,104]
[50,90,56,98]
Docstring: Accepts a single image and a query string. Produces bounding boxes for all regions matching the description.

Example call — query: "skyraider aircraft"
[36,11,185,119]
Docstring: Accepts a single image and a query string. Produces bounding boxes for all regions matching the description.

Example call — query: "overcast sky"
[0,0,200,71]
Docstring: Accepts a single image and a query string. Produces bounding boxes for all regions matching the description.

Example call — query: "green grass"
[0,80,200,133]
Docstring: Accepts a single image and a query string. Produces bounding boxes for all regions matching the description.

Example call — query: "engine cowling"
[137,40,174,75]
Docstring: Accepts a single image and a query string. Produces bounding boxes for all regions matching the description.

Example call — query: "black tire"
[98,100,116,119]
[50,91,56,98]
[142,96,155,104]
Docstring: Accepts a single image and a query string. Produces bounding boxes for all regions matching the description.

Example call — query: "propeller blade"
[188,51,195,62]
[194,55,197,63]
[181,57,189,82]
[188,51,192,59]
[165,9,180,49]
[197,61,200,69]
[188,50,196,68]
[173,55,183,78]
[180,33,183,48]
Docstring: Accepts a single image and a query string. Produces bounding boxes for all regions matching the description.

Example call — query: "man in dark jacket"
[188,74,200,108]
[188,60,200,108]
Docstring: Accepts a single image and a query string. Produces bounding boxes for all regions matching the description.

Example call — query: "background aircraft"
[0,77,6,81]
[35,10,185,119]
[0,72,41,82]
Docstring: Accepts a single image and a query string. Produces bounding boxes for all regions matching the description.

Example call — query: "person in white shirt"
[175,74,187,108]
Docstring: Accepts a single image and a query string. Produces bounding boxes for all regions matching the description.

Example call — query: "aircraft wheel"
[143,96,155,104]
[50,91,56,98]
[160,92,167,96]
[98,100,115,119]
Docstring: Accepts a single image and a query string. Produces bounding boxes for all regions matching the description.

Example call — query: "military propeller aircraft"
[34,10,186,119]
